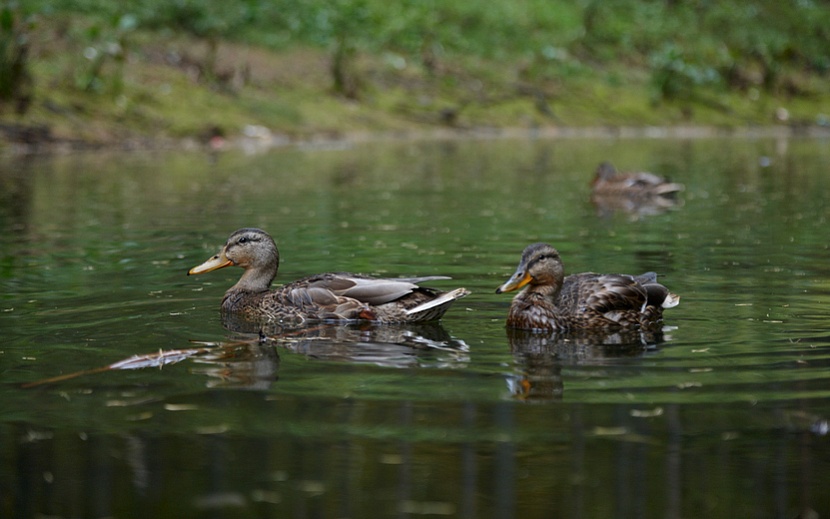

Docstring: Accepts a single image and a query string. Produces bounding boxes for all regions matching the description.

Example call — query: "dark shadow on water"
[505,327,667,401]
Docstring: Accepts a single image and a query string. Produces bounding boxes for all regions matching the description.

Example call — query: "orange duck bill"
[188,251,233,275]
[495,268,532,294]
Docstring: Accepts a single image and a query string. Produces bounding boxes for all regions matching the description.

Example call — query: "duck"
[188,228,470,325]
[495,243,679,331]
[591,161,684,198]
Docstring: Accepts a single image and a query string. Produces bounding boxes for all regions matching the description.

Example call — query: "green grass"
[2,1,829,145]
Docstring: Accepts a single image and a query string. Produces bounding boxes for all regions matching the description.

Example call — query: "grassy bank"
[2,1,829,148]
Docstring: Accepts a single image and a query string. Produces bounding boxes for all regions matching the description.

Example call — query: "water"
[2,135,830,518]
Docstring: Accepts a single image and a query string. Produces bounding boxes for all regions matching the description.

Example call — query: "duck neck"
[222,268,273,314]
[522,282,561,300]
[229,265,276,294]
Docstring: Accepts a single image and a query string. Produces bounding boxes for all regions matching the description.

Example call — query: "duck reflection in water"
[23,319,467,391]
[590,161,685,219]
[189,337,281,390]
[221,312,470,369]
[506,327,667,401]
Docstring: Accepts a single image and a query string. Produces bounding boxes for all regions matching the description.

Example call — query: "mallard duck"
[592,161,684,198]
[188,228,469,325]
[496,243,679,331]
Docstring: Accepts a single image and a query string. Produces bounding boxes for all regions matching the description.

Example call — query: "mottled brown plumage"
[591,161,684,198]
[188,228,469,326]
[496,243,679,331]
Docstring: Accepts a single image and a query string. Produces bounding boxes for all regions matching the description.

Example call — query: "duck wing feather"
[561,273,648,314]
[303,273,450,306]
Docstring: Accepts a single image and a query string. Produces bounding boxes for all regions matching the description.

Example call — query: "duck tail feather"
[662,293,680,308]
[404,288,470,318]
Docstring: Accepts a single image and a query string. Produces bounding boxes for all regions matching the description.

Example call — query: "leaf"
[1,7,13,33]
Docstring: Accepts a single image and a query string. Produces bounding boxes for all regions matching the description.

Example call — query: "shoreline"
[2,122,829,156]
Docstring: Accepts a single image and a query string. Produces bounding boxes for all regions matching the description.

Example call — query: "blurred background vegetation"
[1,0,829,145]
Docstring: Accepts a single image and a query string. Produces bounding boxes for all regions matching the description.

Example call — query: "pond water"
[2,134,830,518]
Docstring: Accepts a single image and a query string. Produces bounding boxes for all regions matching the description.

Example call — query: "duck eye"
[238,237,249,244]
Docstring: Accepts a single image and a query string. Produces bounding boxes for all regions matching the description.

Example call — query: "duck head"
[188,228,280,292]
[496,243,564,295]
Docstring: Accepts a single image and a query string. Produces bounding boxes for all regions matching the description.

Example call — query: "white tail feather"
[662,293,680,308]
[404,288,470,316]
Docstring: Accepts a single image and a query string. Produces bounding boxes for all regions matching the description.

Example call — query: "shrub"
[0,3,34,114]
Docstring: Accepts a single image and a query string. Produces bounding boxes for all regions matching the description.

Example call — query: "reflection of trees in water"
[0,156,35,235]
[10,356,829,518]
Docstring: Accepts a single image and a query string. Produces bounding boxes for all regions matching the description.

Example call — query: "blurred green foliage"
[24,0,828,62]
[0,2,34,114]
[24,0,830,97]
[74,13,136,93]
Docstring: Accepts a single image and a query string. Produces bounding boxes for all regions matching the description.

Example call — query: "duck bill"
[496,269,532,294]
[188,251,233,275]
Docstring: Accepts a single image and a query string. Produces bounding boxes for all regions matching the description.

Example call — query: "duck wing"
[276,273,467,323]
[626,172,685,195]
[595,169,684,197]
[284,272,450,306]
[561,273,648,314]
[299,273,450,305]
[624,172,665,188]
[634,272,680,308]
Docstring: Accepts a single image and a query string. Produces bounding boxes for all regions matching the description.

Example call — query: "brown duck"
[188,228,469,325]
[496,243,679,331]
[592,161,684,197]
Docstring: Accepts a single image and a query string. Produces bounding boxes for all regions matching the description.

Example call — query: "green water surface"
[2,135,829,518]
